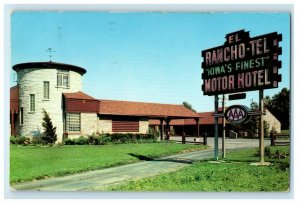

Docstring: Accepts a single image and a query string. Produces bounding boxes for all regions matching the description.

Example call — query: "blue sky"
[10,12,290,112]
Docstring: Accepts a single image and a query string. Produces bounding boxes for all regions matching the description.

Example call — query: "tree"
[264,88,290,129]
[41,109,57,144]
[237,101,259,137]
[231,101,270,137]
[182,101,196,112]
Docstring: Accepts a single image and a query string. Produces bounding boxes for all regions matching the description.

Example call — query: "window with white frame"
[57,71,69,88]
[66,113,81,132]
[43,81,50,99]
[30,94,35,112]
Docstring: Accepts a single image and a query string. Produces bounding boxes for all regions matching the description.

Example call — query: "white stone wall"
[17,67,82,142]
[139,119,149,134]
[81,113,98,135]
[263,110,281,134]
[98,117,112,133]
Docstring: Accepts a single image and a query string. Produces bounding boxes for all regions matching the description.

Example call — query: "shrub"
[63,138,76,145]
[146,128,160,140]
[75,136,89,145]
[14,136,31,145]
[10,136,17,144]
[31,136,47,145]
[97,134,111,145]
[62,132,159,145]
[263,146,288,159]
[87,135,97,145]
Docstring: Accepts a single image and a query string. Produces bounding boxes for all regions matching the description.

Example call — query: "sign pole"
[222,94,226,159]
[214,95,219,160]
[259,90,264,163]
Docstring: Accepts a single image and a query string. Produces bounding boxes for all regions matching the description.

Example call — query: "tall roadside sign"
[201,30,282,161]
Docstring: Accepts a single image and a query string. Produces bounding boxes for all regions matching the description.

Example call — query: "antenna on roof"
[46,48,55,62]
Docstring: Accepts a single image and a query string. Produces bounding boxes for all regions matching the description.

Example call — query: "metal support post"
[222,94,226,159]
[259,90,264,163]
[214,95,219,160]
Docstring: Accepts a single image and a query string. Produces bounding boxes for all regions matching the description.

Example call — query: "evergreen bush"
[41,109,57,144]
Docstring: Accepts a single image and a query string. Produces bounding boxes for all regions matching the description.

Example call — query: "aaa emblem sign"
[224,105,251,124]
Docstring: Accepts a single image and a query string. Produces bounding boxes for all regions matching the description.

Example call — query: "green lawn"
[281,130,290,134]
[106,146,290,192]
[10,143,207,183]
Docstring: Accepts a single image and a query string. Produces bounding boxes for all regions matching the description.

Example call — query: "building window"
[57,71,69,88]
[30,94,35,112]
[20,107,24,125]
[43,81,50,99]
[66,113,81,132]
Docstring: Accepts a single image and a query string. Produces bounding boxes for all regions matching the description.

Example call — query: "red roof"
[198,111,222,125]
[10,85,19,113]
[63,92,199,118]
[98,99,200,118]
[9,87,215,121]
[63,91,97,100]
[63,92,99,113]
[149,111,222,125]
[149,118,197,125]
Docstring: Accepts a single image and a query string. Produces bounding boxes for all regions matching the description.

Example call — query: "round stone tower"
[12,62,86,142]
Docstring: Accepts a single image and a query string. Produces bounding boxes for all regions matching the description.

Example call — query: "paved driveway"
[172,137,270,150]
[11,138,269,191]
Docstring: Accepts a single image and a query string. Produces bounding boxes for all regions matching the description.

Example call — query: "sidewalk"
[11,138,269,191]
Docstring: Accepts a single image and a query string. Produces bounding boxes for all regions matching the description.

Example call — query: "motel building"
[9,61,203,142]
[9,61,281,143]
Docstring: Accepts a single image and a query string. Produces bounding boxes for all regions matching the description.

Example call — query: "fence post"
[270,132,275,146]
[203,133,207,146]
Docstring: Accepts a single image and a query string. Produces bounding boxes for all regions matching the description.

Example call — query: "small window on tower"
[57,70,69,88]
[30,94,35,112]
[43,81,50,99]
[63,75,69,87]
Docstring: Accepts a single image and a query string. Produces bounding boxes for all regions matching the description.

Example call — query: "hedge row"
[10,136,53,146]
[63,132,159,145]
[10,129,160,146]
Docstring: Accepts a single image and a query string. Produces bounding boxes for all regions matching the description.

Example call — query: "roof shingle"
[149,111,222,125]
[62,91,200,118]
[63,91,97,100]
[99,99,200,118]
